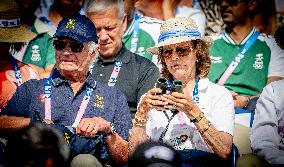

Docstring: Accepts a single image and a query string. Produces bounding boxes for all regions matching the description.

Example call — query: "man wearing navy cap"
[0,14,131,166]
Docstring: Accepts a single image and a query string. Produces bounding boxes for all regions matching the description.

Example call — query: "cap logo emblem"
[66,18,75,29]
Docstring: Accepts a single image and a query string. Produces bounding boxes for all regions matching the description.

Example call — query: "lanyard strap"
[159,110,178,142]
[11,57,23,86]
[44,78,96,127]
[130,14,141,53]
[108,61,122,87]
[217,31,260,86]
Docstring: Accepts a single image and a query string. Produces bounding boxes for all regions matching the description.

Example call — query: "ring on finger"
[173,102,177,107]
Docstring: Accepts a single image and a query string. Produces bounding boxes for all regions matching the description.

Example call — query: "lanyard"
[44,78,96,127]
[217,31,260,86]
[159,110,178,142]
[108,61,122,87]
[11,57,23,86]
[130,14,141,53]
[161,78,200,138]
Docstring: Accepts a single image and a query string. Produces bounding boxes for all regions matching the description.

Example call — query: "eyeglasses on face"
[53,39,84,53]
[162,46,194,59]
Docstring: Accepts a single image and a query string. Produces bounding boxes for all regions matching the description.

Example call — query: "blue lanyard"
[44,77,96,127]
[11,57,23,86]
[192,77,200,104]
[130,14,141,53]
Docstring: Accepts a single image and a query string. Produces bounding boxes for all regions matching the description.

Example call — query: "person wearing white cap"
[129,17,234,166]
[0,0,39,110]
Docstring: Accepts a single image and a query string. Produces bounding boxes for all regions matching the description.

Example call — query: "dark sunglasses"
[53,39,84,53]
[162,46,194,59]
[218,0,245,6]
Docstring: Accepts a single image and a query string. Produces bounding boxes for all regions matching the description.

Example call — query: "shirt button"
[68,96,72,99]
[99,74,103,77]
[101,65,104,67]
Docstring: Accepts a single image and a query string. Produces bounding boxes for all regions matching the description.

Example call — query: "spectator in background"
[17,0,56,78]
[122,0,157,63]
[162,0,206,36]
[86,0,160,116]
[0,0,39,110]
[4,122,70,167]
[129,17,234,166]
[237,79,284,167]
[209,0,284,110]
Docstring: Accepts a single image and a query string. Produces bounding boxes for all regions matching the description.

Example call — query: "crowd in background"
[0,0,284,166]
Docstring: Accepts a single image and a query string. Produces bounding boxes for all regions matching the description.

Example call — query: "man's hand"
[76,117,111,138]
[231,91,249,108]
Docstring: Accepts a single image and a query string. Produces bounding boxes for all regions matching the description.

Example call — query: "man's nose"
[98,29,109,42]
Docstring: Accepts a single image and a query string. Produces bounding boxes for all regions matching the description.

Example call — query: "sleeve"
[113,89,132,140]
[0,82,32,117]
[137,61,160,104]
[267,37,284,78]
[209,85,235,136]
[44,39,56,67]
[250,83,284,165]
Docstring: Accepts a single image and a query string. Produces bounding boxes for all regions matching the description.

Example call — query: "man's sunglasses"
[53,39,84,53]
[217,0,245,6]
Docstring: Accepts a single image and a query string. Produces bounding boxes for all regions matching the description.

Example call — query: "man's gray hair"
[86,0,125,20]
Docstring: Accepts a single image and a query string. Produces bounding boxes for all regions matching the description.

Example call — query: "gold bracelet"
[190,112,204,123]
[199,121,211,135]
[132,119,147,127]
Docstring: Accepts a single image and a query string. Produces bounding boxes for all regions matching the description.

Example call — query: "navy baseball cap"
[53,13,98,43]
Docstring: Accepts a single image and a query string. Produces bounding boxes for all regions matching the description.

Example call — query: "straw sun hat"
[147,17,212,55]
[0,0,36,43]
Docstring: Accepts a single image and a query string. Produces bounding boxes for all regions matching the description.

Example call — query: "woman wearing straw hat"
[0,0,39,109]
[129,17,234,166]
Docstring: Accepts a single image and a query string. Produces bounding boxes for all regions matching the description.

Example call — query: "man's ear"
[122,15,128,33]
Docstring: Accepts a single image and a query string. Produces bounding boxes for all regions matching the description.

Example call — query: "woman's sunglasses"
[162,46,194,59]
[53,39,84,53]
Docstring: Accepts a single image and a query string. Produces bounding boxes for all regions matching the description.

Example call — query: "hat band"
[158,30,201,43]
[0,18,20,28]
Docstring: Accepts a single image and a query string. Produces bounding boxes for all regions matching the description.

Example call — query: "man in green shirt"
[209,0,284,109]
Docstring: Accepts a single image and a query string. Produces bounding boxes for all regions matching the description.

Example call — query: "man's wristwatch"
[104,123,116,138]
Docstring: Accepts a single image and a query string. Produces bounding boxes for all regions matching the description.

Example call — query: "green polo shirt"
[209,28,272,96]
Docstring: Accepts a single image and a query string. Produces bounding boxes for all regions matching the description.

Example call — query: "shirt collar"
[222,27,256,45]
[197,78,210,91]
[98,45,131,64]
